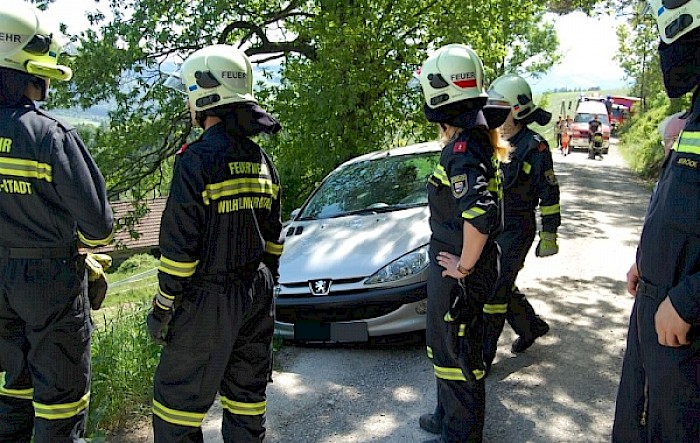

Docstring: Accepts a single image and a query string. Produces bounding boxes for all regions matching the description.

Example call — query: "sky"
[46,0,628,94]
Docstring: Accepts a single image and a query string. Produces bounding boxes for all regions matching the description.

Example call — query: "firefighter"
[612,1,700,441]
[0,1,114,442]
[148,44,284,443]
[416,44,509,443]
[480,74,560,374]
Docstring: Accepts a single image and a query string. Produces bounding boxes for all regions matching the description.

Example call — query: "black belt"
[637,279,668,303]
[0,245,76,259]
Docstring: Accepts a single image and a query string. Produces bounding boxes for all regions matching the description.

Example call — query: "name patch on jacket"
[677,156,699,169]
[450,174,468,198]
[0,179,32,195]
[218,196,273,214]
[0,137,12,153]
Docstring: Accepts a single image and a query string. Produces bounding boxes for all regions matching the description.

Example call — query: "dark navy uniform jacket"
[637,94,700,326]
[156,123,284,310]
[427,127,502,251]
[502,127,561,233]
[0,97,113,249]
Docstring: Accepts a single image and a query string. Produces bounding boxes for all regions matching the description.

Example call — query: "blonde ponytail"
[488,128,511,163]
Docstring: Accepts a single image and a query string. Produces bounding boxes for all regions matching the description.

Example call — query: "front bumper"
[274,281,427,342]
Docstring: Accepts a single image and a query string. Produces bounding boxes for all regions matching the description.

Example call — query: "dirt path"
[113,141,649,443]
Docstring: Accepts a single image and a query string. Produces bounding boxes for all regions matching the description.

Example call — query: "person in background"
[481,74,560,374]
[612,0,700,441]
[0,1,114,441]
[416,43,509,443]
[149,44,284,442]
[555,115,563,150]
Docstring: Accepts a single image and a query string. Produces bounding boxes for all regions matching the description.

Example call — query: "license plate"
[294,321,368,342]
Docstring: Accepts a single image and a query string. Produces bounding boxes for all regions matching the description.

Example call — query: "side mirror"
[290,208,300,220]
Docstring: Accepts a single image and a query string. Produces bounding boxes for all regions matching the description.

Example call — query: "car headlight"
[364,245,429,285]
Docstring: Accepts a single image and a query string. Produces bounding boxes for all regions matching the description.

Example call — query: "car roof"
[338,141,442,168]
[575,101,608,114]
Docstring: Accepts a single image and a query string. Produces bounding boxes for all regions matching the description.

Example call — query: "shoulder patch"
[453,141,467,154]
[450,174,468,198]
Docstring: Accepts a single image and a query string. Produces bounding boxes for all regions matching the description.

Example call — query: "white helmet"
[487,74,551,125]
[419,44,488,110]
[647,0,700,44]
[0,0,72,81]
[177,44,255,112]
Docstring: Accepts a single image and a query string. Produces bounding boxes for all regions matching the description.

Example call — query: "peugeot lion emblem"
[310,279,332,296]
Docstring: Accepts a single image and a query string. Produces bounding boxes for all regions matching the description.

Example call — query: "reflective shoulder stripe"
[0,157,53,182]
[152,399,206,427]
[158,255,199,278]
[78,230,114,247]
[433,364,485,382]
[265,241,284,256]
[522,162,532,174]
[540,203,560,216]
[220,396,266,416]
[201,177,279,206]
[675,131,700,155]
[33,392,90,420]
[433,165,450,186]
[462,207,486,220]
[483,303,508,314]
[0,372,33,400]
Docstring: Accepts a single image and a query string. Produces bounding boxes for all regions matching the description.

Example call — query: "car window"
[298,152,440,220]
[574,112,610,125]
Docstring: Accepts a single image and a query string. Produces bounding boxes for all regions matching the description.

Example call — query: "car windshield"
[574,113,610,125]
[298,151,440,220]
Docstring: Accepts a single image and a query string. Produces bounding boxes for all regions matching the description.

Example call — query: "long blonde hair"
[438,124,510,163]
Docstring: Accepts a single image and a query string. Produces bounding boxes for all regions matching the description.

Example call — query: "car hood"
[279,206,430,283]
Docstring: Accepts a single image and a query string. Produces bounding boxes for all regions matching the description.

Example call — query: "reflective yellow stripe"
[426,346,433,359]
[458,324,466,337]
[202,177,279,205]
[433,165,449,186]
[158,255,199,278]
[462,207,486,220]
[0,372,33,400]
[152,399,206,427]
[675,131,700,155]
[434,365,485,382]
[483,303,508,314]
[33,392,90,420]
[522,162,532,174]
[540,204,560,216]
[156,289,175,309]
[220,396,266,416]
[265,241,284,256]
[77,230,114,247]
[0,157,52,182]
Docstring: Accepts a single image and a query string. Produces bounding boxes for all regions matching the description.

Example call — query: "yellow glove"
[85,253,112,310]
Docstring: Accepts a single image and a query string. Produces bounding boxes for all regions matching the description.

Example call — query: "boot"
[419,413,441,434]
[511,320,550,353]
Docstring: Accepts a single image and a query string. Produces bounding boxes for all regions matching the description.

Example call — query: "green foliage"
[112,253,159,277]
[617,106,667,179]
[88,302,161,435]
[47,0,561,216]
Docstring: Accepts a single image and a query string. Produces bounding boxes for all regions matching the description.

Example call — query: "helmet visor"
[161,68,187,95]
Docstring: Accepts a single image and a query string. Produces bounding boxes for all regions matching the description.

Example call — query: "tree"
[47,0,561,214]
[614,8,664,111]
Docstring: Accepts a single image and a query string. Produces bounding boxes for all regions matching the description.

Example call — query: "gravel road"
[116,141,649,443]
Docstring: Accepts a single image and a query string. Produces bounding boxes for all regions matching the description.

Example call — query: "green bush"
[87,302,160,436]
[112,253,159,277]
[617,106,668,180]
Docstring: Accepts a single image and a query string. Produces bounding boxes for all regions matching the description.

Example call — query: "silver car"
[275,141,441,342]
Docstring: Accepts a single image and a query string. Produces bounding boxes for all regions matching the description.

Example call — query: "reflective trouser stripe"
[220,396,266,416]
[33,392,90,420]
[483,303,508,314]
[433,364,485,382]
[540,203,560,216]
[0,372,33,400]
[152,399,206,427]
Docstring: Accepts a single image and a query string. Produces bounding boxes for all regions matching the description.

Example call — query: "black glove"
[444,280,484,379]
[85,253,112,310]
[147,301,173,346]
